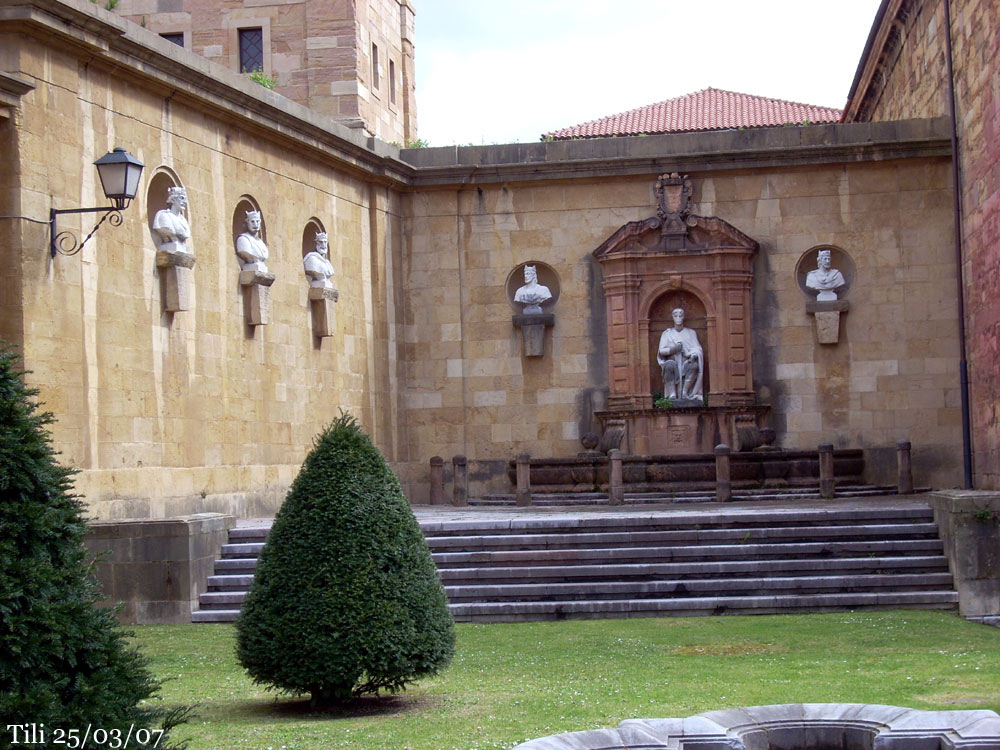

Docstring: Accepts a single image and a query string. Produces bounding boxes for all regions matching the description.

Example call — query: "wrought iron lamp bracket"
[50,203,127,258]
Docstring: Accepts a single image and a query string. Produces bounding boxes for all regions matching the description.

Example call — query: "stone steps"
[191,502,957,623]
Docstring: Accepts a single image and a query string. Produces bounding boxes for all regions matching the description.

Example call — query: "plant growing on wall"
[245,69,278,90]
[0,348,189,747]
[235,413,455,705]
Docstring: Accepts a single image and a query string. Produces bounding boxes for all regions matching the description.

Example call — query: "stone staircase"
[191,501,957,623]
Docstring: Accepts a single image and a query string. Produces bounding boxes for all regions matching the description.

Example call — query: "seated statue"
[235,210,269,273]
[303,231,335,288]
[151,186,191,254]
[805,248,846,301]
[513,265,552,314]
[657,308,704,403]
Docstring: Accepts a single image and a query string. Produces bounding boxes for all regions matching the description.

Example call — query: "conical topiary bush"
[0,347,187,748]
[235,413,455,704]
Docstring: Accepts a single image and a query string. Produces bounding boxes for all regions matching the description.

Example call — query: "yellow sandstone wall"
[0,9,405,520]
[0,1,965,515]
[397,150,961,497]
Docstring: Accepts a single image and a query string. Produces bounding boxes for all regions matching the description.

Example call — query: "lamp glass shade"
[94,147,145,207]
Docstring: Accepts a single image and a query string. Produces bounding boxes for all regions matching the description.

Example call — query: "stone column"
[896,440,914,495]
[155,250,196,312]
[429,456,443,505]
[715,443,732,502]
[608,449,624,506]
[452,455,468,507]
[240,269,276,326]
[818,443,835,499]
[515,453,532,506]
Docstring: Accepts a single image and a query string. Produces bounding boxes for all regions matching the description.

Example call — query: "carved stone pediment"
[593,173,758,258]
[593,212,758,259]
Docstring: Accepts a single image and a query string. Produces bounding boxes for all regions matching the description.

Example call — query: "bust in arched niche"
[805,248,846,301]
[303,231,335,289]
[235,210,270,273]
[152,186,192,254]
[513,265,552,314]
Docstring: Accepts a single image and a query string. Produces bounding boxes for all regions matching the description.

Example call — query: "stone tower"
[115,0,417,144]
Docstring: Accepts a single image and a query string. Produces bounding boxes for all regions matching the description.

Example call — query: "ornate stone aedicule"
[592,173,762,454]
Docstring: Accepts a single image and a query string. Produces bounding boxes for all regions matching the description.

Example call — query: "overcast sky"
[413,0,884,146]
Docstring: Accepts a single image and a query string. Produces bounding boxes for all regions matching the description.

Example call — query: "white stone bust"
[657,308,704,402]
[235,210,269,273]
[303,231,335,288]
[805,249,846,301]
[513,265,553,314]
[151,186,192,254]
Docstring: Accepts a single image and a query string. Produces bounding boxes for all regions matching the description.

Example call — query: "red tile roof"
[542,87,842,140]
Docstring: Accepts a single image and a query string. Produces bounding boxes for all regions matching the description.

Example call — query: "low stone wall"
[84,513,234,625]
[508,450,865,493]
[929,490,1000,623]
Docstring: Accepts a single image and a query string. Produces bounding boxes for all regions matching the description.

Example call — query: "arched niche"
[301,217,326,258]
[647,290,709,398]
[505,260,561,312]
[232,195,266,262]
[146,167,183,245]
[795,244,856,298]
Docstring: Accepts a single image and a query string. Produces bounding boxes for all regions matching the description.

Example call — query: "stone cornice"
[400,117,951,188]
[0,0,417,185]
[0,69,34,115]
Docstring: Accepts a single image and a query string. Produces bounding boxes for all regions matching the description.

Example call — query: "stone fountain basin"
[514,704,1000,750]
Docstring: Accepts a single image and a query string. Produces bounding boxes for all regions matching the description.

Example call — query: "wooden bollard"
[429,456,443,505]
[452,455,467,507]
[896,440,914,495]
[715,443,732,502]
[515,453,532,506]
[609,449,624,506]
[818,443,835,499]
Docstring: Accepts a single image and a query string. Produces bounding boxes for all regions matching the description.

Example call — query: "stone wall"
[0,0,971,515]
[397,122,963,499]
[845,0,1000,488]
[0,0,408,519]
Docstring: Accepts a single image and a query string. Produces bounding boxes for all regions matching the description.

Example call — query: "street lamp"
[50,147,145,257]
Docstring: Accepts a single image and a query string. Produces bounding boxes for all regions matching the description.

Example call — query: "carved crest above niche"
[594,172,758,256]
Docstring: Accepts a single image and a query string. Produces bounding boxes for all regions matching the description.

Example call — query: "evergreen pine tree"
[236,413,455,705]
[0,348,186,749]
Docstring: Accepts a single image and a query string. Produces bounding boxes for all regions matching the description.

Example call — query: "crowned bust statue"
[151,186,192,254]
[303,231,335,289]
[513,265,552,314]
[805,248,846,301]
[235,210,269,273]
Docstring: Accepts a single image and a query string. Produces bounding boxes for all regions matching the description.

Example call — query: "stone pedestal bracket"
[512,313,554,357]
[807,299,849,344]
[309,286,339,337]
[156,250,196,312]
[240,269,276,326]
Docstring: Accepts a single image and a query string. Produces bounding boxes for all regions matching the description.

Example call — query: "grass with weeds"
[132,610,1000,750]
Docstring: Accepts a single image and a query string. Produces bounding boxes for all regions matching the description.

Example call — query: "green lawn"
[132,611,1000,750]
